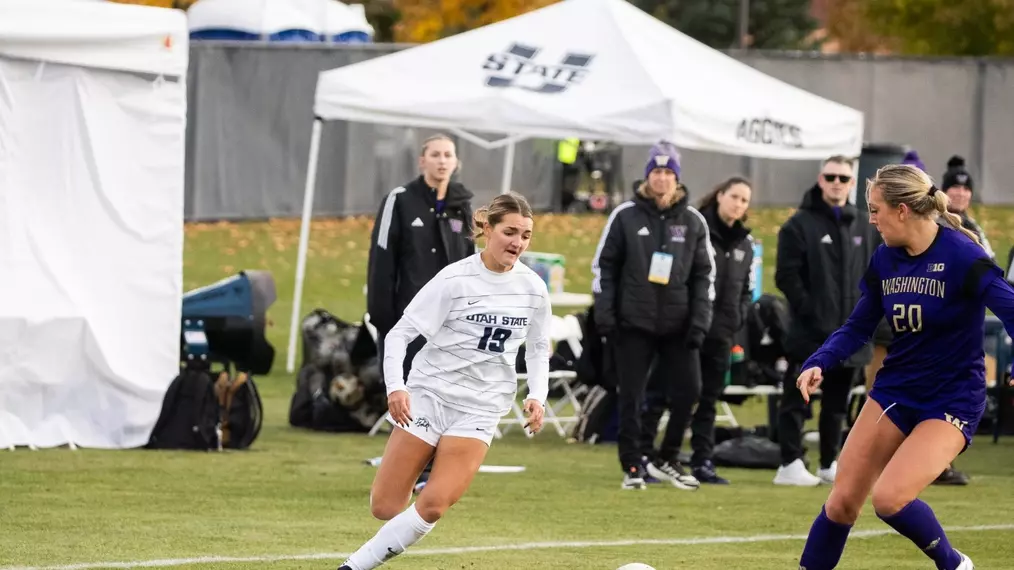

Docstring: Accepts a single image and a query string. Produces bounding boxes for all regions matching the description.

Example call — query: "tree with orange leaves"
[393,0,559,44]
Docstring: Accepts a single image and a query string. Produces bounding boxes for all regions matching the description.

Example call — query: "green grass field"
[4,207,1014,570]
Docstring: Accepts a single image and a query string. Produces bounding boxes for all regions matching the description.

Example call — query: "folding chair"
[501,370,579,438]
[547,314,587,417]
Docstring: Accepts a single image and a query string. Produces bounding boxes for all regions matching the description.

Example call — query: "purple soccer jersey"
[802,227,1014,426]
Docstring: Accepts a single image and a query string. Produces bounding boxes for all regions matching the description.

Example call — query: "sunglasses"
[823,174,852,183]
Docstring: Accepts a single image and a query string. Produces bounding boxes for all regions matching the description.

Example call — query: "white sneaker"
[816,461,838,484]
[955,550,974,569]
[773,458,821,487]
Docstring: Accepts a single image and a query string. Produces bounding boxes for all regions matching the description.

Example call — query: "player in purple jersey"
[793,164,1014,570]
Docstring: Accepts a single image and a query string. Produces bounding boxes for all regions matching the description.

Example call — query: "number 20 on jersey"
[892,303,923,333]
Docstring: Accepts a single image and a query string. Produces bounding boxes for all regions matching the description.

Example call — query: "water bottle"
[725,344,745,386]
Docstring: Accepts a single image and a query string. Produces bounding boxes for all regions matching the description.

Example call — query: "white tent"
[0,0,189,449]
[285,0,865,371]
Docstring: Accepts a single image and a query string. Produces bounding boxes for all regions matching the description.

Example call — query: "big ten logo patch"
[483,43,594,94]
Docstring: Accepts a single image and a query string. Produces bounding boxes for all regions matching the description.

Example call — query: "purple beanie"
[902,150,926,173]
[645,141,681,179]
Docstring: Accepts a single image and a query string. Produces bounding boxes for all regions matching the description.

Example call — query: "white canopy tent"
[0,0,189,449]
[285,0,865,371]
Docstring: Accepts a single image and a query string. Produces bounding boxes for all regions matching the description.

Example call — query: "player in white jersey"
[339,192,552,570]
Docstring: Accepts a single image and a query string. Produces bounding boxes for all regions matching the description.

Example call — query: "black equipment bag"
[568,384,616,444]
[146,368,222,451]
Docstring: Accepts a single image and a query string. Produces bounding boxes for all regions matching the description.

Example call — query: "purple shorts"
[868,390,985,452]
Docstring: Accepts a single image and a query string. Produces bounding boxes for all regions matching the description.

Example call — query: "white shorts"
[396,389,499,447]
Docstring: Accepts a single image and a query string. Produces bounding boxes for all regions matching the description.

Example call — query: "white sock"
[343,504,436,570]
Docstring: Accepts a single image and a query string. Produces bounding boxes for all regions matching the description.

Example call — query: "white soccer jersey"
[382,253,552,417]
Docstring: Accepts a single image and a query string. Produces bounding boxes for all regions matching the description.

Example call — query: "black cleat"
[338,566,352,570]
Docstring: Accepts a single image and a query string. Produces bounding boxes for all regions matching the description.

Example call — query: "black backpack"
[146,368,222,451]
[568,384,617,444]
[147,367,264,451]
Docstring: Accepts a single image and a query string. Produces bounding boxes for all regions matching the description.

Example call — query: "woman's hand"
[523,399,545,434]
[796,367,823,404]
[388,390,412,428]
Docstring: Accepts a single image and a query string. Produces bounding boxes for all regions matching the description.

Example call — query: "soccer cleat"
[692,460,729,485]
[338,565,353,570]
[622,464,647,490]
[646,459,700,490]
[773,458,821,487]
[816,461,838,484]
[955,550,974,569]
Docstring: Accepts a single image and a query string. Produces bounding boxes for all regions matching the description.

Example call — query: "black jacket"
[775,185,873,366]
[700,204,755,341]
[592,190,714,339]
[367,176,474,333]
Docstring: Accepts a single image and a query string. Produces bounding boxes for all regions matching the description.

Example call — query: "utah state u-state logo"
[482,43,594,94]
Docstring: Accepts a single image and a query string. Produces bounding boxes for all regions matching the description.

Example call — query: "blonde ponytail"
[472,207,489,239]
[932,190,981,245]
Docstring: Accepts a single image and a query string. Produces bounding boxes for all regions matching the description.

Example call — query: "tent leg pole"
[499,139,516,195]
[286,119,323,374]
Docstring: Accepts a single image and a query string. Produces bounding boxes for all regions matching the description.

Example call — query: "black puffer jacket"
[592,190,715,339]
[775,185,874,366]
[700,204,754,341]
[367,176,474,333]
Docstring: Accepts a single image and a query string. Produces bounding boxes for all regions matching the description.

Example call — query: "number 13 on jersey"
[477,326,512,353]
[892,303,923,333]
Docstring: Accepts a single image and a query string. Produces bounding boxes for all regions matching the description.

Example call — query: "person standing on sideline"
[591,141,716,491]
[792,164,1014,570]
[367,134,474,492]
[685,176,755,485]
[774,155,873,487]
[340,193,551,570]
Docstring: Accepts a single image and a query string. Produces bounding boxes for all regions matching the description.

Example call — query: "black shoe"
[338,565,352,570]
[692,459,730,485]
[932,466,969,486]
